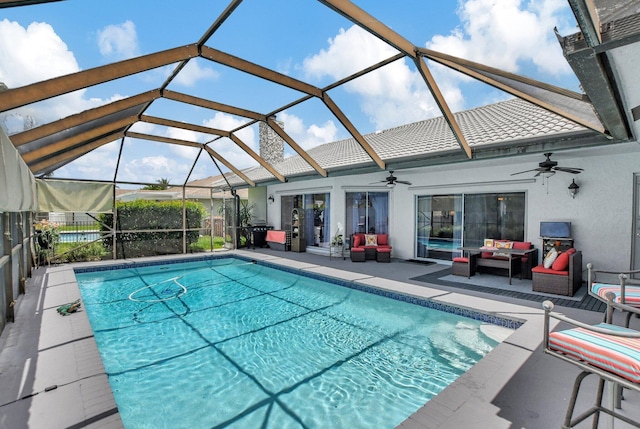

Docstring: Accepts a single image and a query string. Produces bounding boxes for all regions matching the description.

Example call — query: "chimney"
[259,116,284,165]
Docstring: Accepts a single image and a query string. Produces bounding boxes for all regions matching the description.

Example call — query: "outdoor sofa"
[350,233,391,262]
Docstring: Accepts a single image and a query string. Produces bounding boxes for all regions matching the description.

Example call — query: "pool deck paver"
[1,249,639,428]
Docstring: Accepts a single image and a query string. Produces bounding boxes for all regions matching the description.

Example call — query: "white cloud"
[303,26,398,81]
[302,25,449,130]
[97,20,139,60]
[427,0,573,76]
[165,127,202,159]
[173,60,219,87]
[55,140,121,180]
[0,19,79,86]
[300,0,576,130]
[203,112,257,170]
[278,112,338,150]
[0,20,112,132]
[122,155,170,182]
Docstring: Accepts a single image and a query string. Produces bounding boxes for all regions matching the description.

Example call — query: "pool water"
[75,257,499,429]
[59,231,101,242]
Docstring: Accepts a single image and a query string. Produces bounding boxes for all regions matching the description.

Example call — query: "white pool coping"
[0,251,559,429]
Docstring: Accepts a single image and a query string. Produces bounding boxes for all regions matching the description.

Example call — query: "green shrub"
[98,200,206,258]
[188,235,226,252]
[57,242,107,262]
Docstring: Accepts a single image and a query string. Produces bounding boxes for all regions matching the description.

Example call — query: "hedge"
[99,200,206,258]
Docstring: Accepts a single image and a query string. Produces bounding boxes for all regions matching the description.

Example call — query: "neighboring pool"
[59,231,101,243]
[75,256,506,429]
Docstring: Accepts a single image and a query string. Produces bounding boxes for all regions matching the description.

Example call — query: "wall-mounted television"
[540,221,571,238]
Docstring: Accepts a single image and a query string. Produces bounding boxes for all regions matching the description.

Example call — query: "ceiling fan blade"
[396,180,412,185]
[554,166,583,174]
[510,168,541,176]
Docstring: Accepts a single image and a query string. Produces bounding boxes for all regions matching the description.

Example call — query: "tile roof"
[216,98,591,188]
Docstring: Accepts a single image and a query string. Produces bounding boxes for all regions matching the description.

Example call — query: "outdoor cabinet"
[541,237,574,254]
[291,208,306,252]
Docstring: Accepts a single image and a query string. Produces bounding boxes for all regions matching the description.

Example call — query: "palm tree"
[142,177,170,190]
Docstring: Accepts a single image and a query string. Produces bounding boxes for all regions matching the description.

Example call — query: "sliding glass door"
[416,195,462,259]
[415,192,525,261]
[280,193,331,248]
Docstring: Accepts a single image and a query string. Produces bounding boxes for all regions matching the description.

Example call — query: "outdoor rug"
[437,274,586,302]
[409,268,604,311]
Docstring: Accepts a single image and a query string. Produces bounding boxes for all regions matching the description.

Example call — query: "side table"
[330,244,344,260]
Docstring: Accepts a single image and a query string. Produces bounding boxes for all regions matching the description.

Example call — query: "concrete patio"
[0,249,638,428]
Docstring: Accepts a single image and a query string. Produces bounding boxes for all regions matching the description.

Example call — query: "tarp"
[37,179,114,213]
[0,128,37,212]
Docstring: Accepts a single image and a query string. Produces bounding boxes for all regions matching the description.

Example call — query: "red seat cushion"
[350,247,365,252]
[376,246,391,253]
[552,252,570,271]
[266,230,286,244]
[532,265,568,276]
[453,257,469,263]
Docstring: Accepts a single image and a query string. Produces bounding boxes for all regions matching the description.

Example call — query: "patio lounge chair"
[543,294,640,428]
[588,263,640,327]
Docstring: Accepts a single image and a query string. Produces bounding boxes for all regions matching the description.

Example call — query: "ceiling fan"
[375,171,412,187]
[511,153,583,177]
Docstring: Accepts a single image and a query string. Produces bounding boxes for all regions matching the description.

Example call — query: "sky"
[0,0,580,188]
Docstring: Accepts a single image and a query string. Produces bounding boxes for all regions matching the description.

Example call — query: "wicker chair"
[532,251,582,296]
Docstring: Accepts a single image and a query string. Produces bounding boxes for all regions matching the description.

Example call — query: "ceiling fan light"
[386,182,395,188]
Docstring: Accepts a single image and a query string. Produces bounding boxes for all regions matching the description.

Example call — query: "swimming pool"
[59,231,101,243]
[75,256,503,429]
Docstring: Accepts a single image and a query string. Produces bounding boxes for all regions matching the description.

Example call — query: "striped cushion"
[549,323,640,383]
[592,283,640,306]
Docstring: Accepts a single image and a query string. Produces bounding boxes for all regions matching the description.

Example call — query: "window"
[463,193,525,247]
[345,192,389,236]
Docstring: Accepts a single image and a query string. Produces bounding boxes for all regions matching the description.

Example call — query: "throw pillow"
[483,238,495,248]
[365,234,378,246]
[352,235,361,248]
[512,241,531,250]
[543,248,558,269]
[493,241,513,257]
[552,251,570,271]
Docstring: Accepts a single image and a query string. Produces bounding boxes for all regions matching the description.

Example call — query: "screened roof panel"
[0,0,635,190]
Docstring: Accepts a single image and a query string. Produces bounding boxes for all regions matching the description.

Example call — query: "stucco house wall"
[266,143,640,274]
